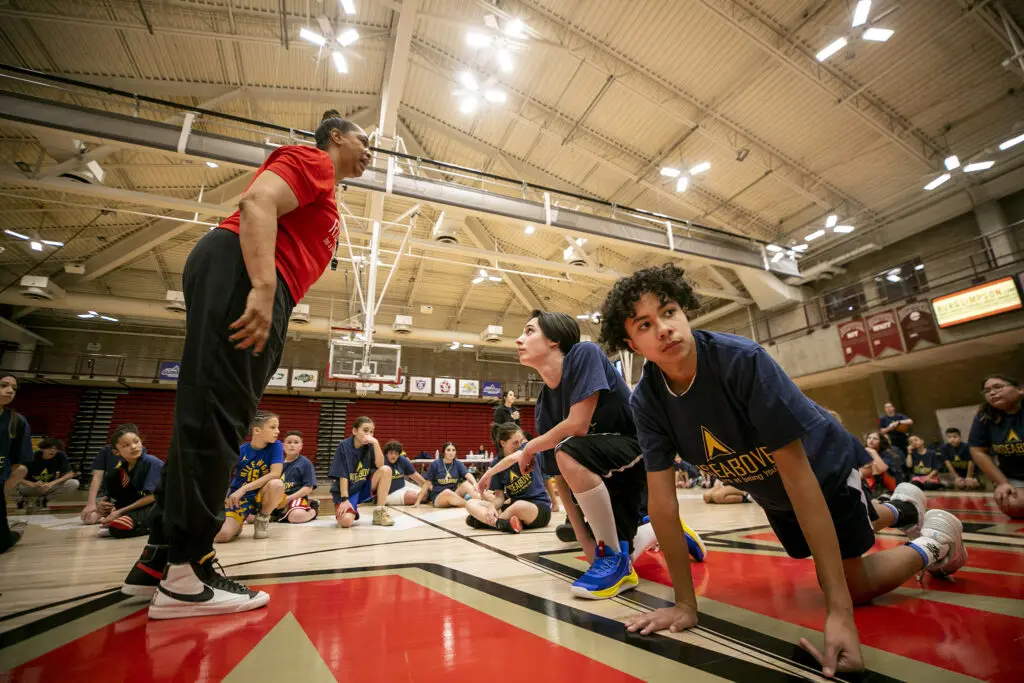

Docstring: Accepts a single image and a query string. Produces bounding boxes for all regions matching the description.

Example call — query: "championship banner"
[157,361,180,382]
[290,369,318,389]
[267,368,288,387]
[434,377,456,396]
[865,309,905,358]
[381,377,407,393]
[481,381,503,399]
[458,379,479,398]
[409,376,432,394]
[837,318,871,365]
[897,302,940,352]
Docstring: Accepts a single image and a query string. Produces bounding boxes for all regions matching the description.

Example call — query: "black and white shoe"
[122,544,168,597]
[555,522,576,543]
[148,553,270,620]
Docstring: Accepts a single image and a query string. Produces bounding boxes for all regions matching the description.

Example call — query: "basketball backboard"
[328,339,402,384]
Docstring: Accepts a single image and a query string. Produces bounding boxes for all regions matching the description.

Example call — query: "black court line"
[521,550,900,683]
[0,588,120,625]
[0,590,128,651]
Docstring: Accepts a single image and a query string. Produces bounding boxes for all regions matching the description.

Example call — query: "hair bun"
[322,109,342,122]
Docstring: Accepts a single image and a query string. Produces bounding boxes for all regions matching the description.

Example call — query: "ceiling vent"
[481,324,503,343]
[431,211,458,244]
[165,290,186,313]
[20,275,65,301]
[289,304,311,325]
[392,314,413,334]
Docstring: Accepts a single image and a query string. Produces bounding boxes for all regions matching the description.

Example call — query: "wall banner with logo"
[837,319,871,365]
[381,376,407,393]
[267,368,288,387]
[409,376,432,394]
[458,379,480,398]
[158,361,181,382]
[865,309,905,358]
[481,381,503,399]
[896,302,940,352]
[434,377,456,396]
[291,369,318,389]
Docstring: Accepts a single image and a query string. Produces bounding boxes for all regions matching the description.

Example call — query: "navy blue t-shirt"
[879,448,905,483]
[879,413,910,452]
[425,458,468,495]
[0,409,32,483]
[534,342,635,473]
[229,441,284,493]
[630,331,862,511]
[281,455,317,496]
[969,408,1024,480]
[674,456,700,477]
[908,448,939,476]
[939,442,972,476]
[329,437,376,495]
[27,451,73,482]
[387,455,416,494]
[104,453,163,509]
[490,452,551,507]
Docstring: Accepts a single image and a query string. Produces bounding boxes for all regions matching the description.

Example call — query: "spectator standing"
[17,438,79,509]
[878,402,913,455]
[493,390,521,427]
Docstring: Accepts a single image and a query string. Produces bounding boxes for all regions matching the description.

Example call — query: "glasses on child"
[981,384,1011,396]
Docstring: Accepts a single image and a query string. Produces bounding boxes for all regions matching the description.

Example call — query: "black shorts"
[765,472,876,560]
[466,502,552,530]
[546,434,646,549]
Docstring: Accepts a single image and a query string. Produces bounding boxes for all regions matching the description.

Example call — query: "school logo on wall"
[158,361,180,381]
[458,379,479,398]
[409,376,432,394]
[481,381,503,398]
[290,369,318,389]
[381,377,407,394]
[434,378,456,396]
[267,368,288,387]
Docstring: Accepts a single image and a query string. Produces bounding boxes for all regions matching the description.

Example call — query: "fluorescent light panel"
[30,241,43,251]
[862,27,894,42]
[675,176,689,193]
[457,71,478,90]
[471,277,484,284]
[792,244,809,252]
[299,28,326,46]
[852,1,871,27]
[825,214,838,228]
[524,224,535,235]
[923,173,951,190]
[816,37,847,62]
[4,229,28,240]
[496,48,514,73]
[332,52,348,73]
[41,239,64,246]
[504,18,525,38]
[689,161,711,175]
[765,244,783,253]
[459,97,478,114]
[833,225,855,234]
[205,161,218,168]
[483,88,507,104]
[964,161,994,172]
[805,229,826,241]
[337,28,359,46]
[659,167,681,178]
[999,133,1024,150]
[340,0,356,15]
[944,155,960,171]
[465,31,492,48]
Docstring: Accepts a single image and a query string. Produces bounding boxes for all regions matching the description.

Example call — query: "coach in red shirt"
[121,111,370,619]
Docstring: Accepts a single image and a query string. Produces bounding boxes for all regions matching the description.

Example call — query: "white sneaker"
[891,483,927,538]
[919,509,967,578]
[253,514,270,539]
[148,554,269,620]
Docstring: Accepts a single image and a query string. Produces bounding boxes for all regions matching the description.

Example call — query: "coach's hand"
[230,284,275,354]
[625,603,698,635]
[800,608,863,678]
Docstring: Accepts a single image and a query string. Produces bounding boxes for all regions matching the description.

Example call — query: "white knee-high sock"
[574,482,620,552]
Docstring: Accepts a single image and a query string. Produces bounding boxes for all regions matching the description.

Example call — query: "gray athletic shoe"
[891,483,927,539]
[920,509,967,578]
[253,514,271,539]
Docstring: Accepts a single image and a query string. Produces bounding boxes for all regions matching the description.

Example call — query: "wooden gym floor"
[1,490,1021,682]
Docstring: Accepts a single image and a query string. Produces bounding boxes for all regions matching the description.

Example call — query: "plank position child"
[329,417,394,527]
[382,440,427,506]
[470,421,552,533]
[272,430,318,524]
[415,442,481,508]
[968,374,1024,518]
[599,265,967,677]
[214,411,285,542]
[100,426,164,538]
[702,481,750,505]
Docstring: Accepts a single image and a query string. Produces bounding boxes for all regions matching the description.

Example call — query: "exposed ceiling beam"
[463,216,544,313]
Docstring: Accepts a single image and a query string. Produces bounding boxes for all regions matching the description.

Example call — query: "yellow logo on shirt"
[509,469,520,481]
[1008,429,1020,442]
[992,428,1024,456]
[240,461,268,483]
[351,461,369,484]
[505,469,533,497]
[702,427,735,462]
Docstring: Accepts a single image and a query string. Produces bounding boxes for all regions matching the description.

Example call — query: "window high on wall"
[824,282,868,322]
[874,257,927,304]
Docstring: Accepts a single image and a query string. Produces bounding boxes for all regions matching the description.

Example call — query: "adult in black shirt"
[493,390,521,427]
[878,402,913,454]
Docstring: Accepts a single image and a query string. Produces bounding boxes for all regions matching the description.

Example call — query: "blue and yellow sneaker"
[636,515,707,563]
[682,518,707,563]
[571,540,638,600]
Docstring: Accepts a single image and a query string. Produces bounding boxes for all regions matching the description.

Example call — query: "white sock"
[574,482,620,552]
[908,536,948,569]
[631,522,657,562]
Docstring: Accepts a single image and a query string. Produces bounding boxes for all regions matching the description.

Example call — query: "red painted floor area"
[11,576,644,683]
[634,547,1024,683]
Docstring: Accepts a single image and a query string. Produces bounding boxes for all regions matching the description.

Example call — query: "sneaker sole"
[509,516,523,534]
[682,519,707,562]
[570,571,639,600]
[121,583,158,598]
[891,483,928,538]
[148,591,271,620]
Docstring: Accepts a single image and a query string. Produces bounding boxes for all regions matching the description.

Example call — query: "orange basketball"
[895,423,910,433]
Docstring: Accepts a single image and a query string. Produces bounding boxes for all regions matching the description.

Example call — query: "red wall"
[110,389,321,464]
[343,400,536,457]
[13,384,83,444]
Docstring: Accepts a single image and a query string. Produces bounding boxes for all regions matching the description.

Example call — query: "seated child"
[16,437,79,509]
[907,435,942,490]
[939,427,980,490]
[469,422,552,533]
[272,430,318,524]
[415,442,480,508]
[382,440,427,506]
[100,427,163,539]
[329,416,394,527]
[214,411,285,542]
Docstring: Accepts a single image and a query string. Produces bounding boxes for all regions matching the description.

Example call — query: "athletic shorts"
[428,483,465,504]
[765,469,876,560]
[334,479,374,519]
[271,496,318,523]
[547,433,646,550]
[107,505,155,539]
[385,486,417,506]
[225,490,262,524]
[466,502,552,530]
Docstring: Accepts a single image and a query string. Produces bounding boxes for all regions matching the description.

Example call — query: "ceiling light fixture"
[471,277,484,285]
[964,161,995,172]
[483,88,507,104]
[496,48,515,73]
[852,1,871,27]
[524,224,535,235]
[299,28,327,46]
[340,0,356,15]
[944,155,960,171]
[999,133,1024,150]
[805,229,826,241]
[488,276,502,282]
[833,225,855,234]
[457,71,479,90]
[30,241,43,252]
[41,239,64,246]
[825,214,838,228]
[459,97,478,114]
[675,176,689,193]
[205,161,218,168]
[923,173,951,190]
[337,28,359,46]
[689,161,711,175]
[4,229,28,240]
[816,37,847,62]
[791,244,809,252]
[479,268,489,277]
[504,18,525,38]
[659,167,681,178]
[332,52,348,73]
[862,27,894,42]
[770,251,785,263]
[466,31,493,49]
[765,244,783,253]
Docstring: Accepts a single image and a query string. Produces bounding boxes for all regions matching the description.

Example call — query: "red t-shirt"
[218,145,339,302]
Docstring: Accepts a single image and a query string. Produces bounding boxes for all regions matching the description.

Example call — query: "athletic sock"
[907,536,948,569]
[495,518,513,533]
[888,499,918,530]
[574,482,619,551]
[881,502,900,527]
